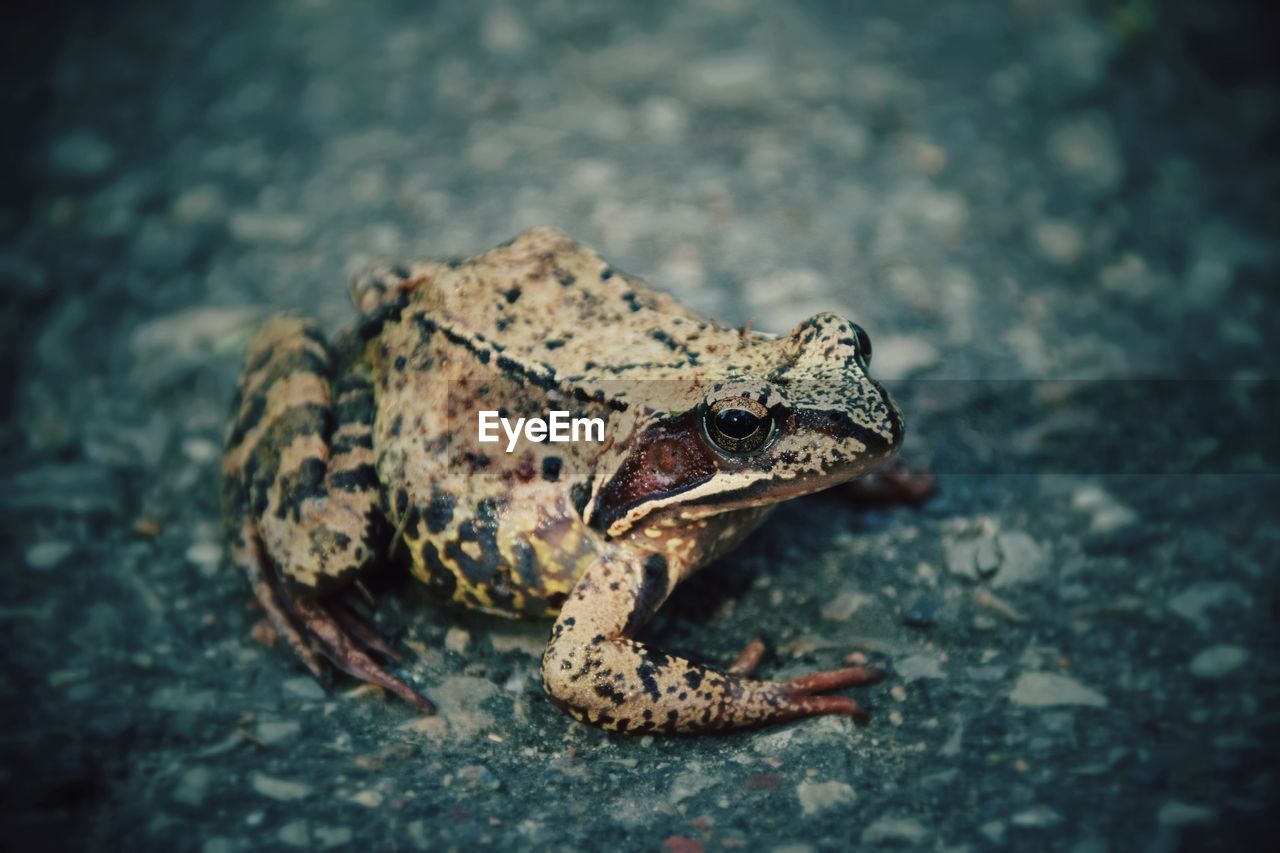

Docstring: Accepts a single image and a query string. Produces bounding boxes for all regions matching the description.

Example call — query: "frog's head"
[585,313,904,538]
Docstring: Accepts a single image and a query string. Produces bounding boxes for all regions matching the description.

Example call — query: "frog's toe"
[726,637,767,676]
[774,666,885,726]
[290,596,436,713]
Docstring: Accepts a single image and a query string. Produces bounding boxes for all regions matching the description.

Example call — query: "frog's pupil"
[715,408,761,440]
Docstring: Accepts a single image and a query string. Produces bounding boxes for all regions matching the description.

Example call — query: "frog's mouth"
[587,402,901,538]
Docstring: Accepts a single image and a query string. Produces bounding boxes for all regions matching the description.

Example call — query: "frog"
[221,226,906,734]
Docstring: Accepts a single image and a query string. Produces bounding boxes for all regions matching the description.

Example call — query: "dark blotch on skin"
[425,489,456,533]
[503,286,521,303]
[541,455,563,482]
[329,463,380,492]
[623,553,669,636]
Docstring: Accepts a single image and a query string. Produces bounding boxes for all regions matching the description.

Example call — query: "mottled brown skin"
[222,227,905,733]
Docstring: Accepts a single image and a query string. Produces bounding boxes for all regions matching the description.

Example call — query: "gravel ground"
[3,1,1278,850]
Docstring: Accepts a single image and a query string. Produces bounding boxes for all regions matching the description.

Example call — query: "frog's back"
[414,227,730,378]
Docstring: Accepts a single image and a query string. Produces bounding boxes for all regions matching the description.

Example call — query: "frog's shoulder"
[414,227,751,377]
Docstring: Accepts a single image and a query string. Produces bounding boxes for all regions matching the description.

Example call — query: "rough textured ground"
[3,1,1278,850]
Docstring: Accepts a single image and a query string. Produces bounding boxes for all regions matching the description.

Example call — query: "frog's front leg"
[541,551,882,734]
[222,315,432,711]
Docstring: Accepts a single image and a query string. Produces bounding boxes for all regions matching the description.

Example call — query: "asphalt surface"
[3,1,1278,850]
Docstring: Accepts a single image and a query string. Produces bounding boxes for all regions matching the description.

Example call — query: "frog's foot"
[239,521,434,713]
[841,457,935,508]
[542,554,887,734]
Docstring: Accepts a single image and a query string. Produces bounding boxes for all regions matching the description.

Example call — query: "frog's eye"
[703,397,776,455]
[851,323,872,367]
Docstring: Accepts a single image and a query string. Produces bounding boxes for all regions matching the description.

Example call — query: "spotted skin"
[221,227,908,732]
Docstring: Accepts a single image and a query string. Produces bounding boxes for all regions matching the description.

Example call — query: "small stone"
[25,541,74,571]
[795,780,856,816]
[821,590,870,622]
[1071,485,1136,533]
[186,542,223,576]
[1157,800,1217,827]
[456,764,501,792]
[979,820,1006,844]
[1010,805,1063,828]
[860,816,929,845]
[229,211,309,245]
[480,5,529,56]
[182,437,220,464]
[896,655,946,683]
[49,131,116,178]
[1188,645,1248,679]
[172,766,213,806]
[281,677,326,700]
[873,335,940,379]
[992,531,1049,588]
[278,820,310,846]
[1047,115,1124,195]
[250,773,312,801]
[171,184,227,225]
[314,827,353,848]
[669,769,714,804]
[350,789,383,808]
[1168,582,1248,630]
[1010,672,1107,708]
[975,536,1001,577]
[254,719,301,745]
[1034,220,1085,265]
[683,53,773,107]
[902,594,941,628]
[444,626,471,654]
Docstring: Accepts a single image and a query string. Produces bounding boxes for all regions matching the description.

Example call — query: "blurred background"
[2,0,1277,849]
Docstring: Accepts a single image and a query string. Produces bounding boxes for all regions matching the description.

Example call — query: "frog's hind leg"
[222,315,433,712]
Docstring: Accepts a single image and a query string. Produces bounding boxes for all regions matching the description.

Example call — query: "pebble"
[250,773,312,801]
[170,184,227,225]
[278,820,309,846]
[25,541,74,571]
[896,654,945,683]
[795,780,856,816]
[1010,672,1107,708]
[1046,115,1124,195]
[481,5,530,56]
[683,53,774,107]
[172,766,213,807]
[668,768,714,804]
[444,626,471,654]
[313,827,353,848]
[254,719,301,745]
[872,334,940,379]
[186,542,223,576]
[350,789,383,808]
[1188,645,1248,679]
[49,130,116,178]
[991,531,1049,588]
[456,764,501,792]
[820,590,870,622]
[1167,582,1248,630]
[1071,485,1136,533]
[1034,219,1085,265]
[1010,805,1063,828]
[860,816,929,845]
[281,677,326,700]
[1157,801,1217,827]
